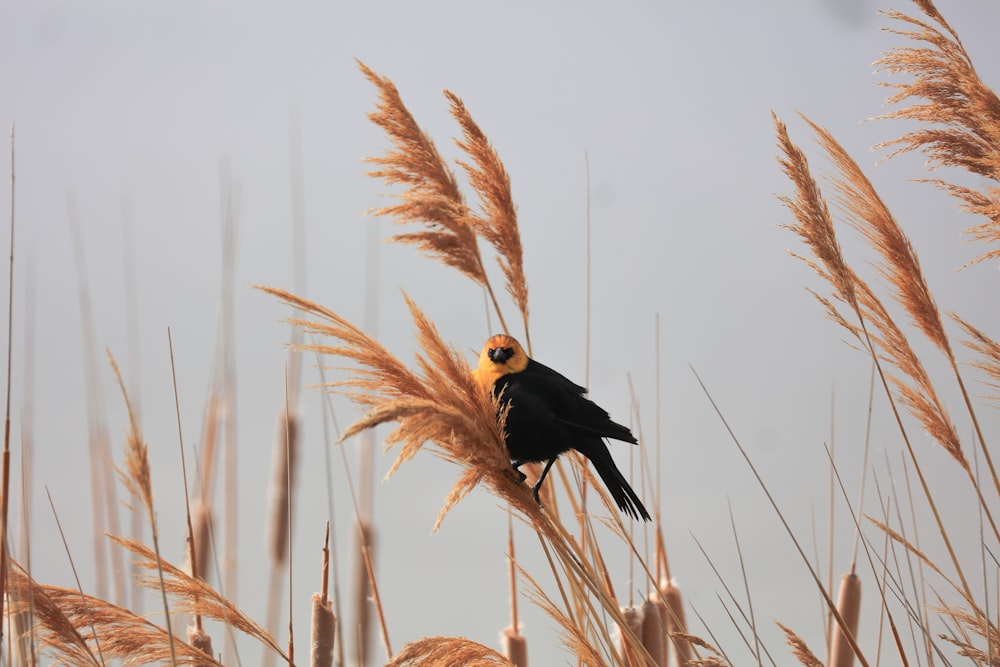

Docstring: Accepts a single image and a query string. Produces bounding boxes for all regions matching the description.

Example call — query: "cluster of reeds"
[260,59,699,665]
[772,0,1000,664]
[2,0,999,665]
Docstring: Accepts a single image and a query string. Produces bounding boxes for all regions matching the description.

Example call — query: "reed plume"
[360,61,532,341]
[386,636,515,666]
[774,113,859,316]
[776,622,824,667]
[109,534,290,661]
[445,90,530,347]
[955,315,1000,400]
[875,1,1000,267]
[934,605,1000,664]
[257,285,526,530]
[358,61,486,288]
[7,560,222,666]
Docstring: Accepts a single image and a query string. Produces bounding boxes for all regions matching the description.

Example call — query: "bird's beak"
[488,347,513,363]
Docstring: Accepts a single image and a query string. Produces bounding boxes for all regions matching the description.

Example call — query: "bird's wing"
[517,363,637,444]
[524,359,587,395]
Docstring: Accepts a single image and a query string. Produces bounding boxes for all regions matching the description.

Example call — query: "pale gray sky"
[2,1,999,665]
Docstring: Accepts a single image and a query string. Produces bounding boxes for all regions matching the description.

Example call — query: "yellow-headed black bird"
[474,334,651,521]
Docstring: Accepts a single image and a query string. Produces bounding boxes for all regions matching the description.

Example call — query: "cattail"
[262,405,298,667]
[190,499,213,582]
[829,573,861,667]
[311,593,336,667]
[641,598,666,666]
[352,519,375,666]
[619,605,644,666]
[187,624,215,666]
[501,626,527,667]
[661,578,691,666]
[267,407,299,564]
[312,522,337,667]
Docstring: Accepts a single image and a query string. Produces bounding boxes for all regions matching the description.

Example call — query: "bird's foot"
[532,483,543,506]
[510,460,528,484]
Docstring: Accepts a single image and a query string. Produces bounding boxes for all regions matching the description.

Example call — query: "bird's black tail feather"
[583,440,651,521]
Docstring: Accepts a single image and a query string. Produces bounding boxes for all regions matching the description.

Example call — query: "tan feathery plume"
[108,349,180,665]
[874,2,1000,267]
[776,622,824,667]
[955,315,1000,399]
[934,604,1000,664]
[386,636,514,666]
[774,113,859,315]
[446,90,530,348]
[256,284,647,661]
[257,285,529,530]
[7,561,222,666]
[778,116,976,601]
[774,128,956,468]
[358,61,486,286]
[864,514,959,590]
[807,112,1000,522]
[518,563,612,666]
[670,633,726,663]
[109,534,290,662]
[853,278,965,470]
[809,116,950,356]
[109,352,153,514]
[805,115,982,476]
[6,561,99,666]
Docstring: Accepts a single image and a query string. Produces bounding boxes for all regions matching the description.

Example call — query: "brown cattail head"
[619,605,645,666]
[501,626,527,667]
[641,598,666,667]
[352,520,375,666]
[266,407,299,565]
[190,499,213,582]
[187,624,215,666]
[829,573,862,667]
[661,577,692,666]
[310,592,337,667]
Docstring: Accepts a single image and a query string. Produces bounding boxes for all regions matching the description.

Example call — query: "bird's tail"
[585,440,651,522]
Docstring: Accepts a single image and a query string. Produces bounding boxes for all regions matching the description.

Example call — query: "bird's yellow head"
[473,334,529,392]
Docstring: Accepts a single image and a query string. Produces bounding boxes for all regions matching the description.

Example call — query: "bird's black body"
[478,336,651,522]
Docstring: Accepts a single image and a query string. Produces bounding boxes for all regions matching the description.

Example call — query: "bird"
[473,333,651,521]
